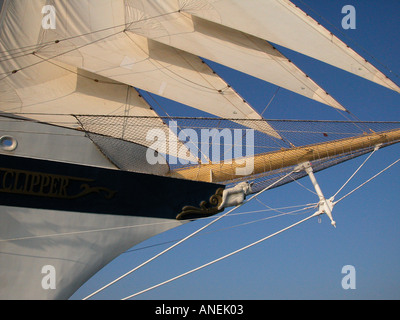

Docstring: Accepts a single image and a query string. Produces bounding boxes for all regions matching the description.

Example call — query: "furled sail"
[182,0,400,93]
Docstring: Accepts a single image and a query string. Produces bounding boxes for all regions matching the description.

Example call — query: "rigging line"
[0,10,181,76]
[0,71,12,82]
[140,90,172,118]
[344,110,376,134]
[101,86,137,116]
[0,31,124,77]
[219,121,289,162]
[175,53,230,93]
[287,174,317,195]
[0,42,50,55]
[0,10,180,55]
[239,20,346,112]
[122,211,319,300]
[0,41,60,61]
[255,197,317,215]
[83,169,297,300]
[334,156,400,205]
[238,86,288,149]
[126,204,316,255]
[261,44,348,112]
[334,108,370,134]
[261,87,280,116]
[121,86,132,140]
[0,50,42,63]
[333,145,379,199]
[0,41,57,63]
[123,31,219,92]
[198,58,256,115]
[140,90,205,163]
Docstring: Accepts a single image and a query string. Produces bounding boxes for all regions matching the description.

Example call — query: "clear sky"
[31,0,398,300]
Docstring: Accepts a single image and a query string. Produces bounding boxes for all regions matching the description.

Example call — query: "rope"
[261,87,280,116]
[0,11,180,70]
[335,156,400,205]
[122,211,318,300]
[83,169,296,300]
[122,154,400,299]
[333,145,380,199]
[126,203,316,254]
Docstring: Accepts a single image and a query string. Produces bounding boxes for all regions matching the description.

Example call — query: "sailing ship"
[0,0,399,300]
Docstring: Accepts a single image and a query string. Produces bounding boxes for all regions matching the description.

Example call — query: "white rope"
[122,211,319,300]
[261,87,280,116]
[333,145,379,199]
[126,203,317,254]
[255,197,317,215]
[83,170,296,300]
[335,156,400,205]
[289,175,317,195]
[120,154,400,299]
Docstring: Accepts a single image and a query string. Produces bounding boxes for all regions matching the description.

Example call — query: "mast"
[168,128,400,183]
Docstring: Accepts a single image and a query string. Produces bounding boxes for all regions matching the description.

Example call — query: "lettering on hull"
[0,167,115,199]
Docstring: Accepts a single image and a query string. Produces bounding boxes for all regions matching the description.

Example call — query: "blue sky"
[70,0,400,300]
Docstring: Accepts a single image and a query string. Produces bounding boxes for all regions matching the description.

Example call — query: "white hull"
[0,205,181,299]
[0,115,218,299]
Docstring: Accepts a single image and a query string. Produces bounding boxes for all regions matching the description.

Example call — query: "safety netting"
[75,115,400,194]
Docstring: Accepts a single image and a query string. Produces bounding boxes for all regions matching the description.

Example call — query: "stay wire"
[126,203,316,255]
[123,155,400,299]
[334,156,400,205]
[122,211,318,300]
[83,169,296,300]
[333,145,379,199]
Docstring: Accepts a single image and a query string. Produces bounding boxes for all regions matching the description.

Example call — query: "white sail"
[0,2,203,158]
[122,2,345,111]
[0,1,157,122]
[0,60,158,123]
[0,0,399,302]
[182,0,400,93]
[0,0,280,137]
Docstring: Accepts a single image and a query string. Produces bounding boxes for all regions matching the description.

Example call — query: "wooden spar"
[167,128,400,183]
